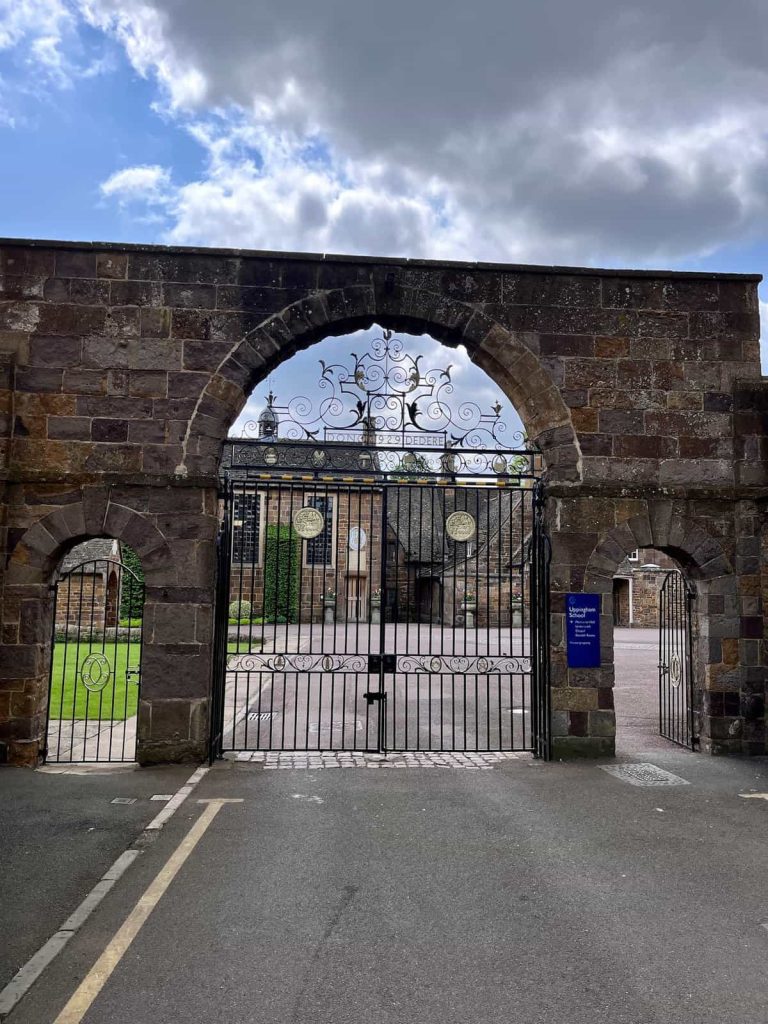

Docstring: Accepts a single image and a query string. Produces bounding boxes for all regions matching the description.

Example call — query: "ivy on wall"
[264,525,300,623]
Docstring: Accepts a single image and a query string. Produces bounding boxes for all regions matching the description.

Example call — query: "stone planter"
[461,600,476,629]
[370,596,381,624]
[509,600,523,628]
[323,597,336,625]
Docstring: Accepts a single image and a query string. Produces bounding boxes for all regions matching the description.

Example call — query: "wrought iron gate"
[210,332,551,759]
[45,554,144,763]
[658,569,697,749]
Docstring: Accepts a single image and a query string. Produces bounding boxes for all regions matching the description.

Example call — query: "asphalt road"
[8,747,768,1024]
[4,629,765,1023]
[0,763,191,989]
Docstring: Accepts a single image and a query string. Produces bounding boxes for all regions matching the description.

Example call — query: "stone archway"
[0,239,763,765]
[179,294,581,483]
[581,505,740,756]
[3,490,177,765]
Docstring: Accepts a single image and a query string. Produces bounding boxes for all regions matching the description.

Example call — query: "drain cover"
[600,763,689,787]
[248,712,279,722]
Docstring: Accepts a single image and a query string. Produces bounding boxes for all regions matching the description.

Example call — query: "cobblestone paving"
[227,750,521,769]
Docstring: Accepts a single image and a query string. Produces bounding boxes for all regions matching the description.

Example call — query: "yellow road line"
[53,798,243,1024]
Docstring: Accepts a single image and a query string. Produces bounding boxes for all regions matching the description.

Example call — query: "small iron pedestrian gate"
[45,555,144,763]
[658,569,697,749]
[210,333,551,759]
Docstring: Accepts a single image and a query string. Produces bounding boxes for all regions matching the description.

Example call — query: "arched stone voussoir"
[104,503,171,563]
[583,572,614,594]
[180,287,582,482]
[8,498,173,585]
[17,522,60,563]
[696,554,733,581]
[626,514,653,549]
[586,515,734,583]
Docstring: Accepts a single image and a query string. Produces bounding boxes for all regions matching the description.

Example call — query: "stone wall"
[0,238,764,764]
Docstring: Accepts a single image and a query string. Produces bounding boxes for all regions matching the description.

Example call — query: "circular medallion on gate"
[445,511,476,542]
[80,653,111,693]
[492,455,509,475]
[263,447,278,466]
[669,652,682,688]
[273,654,286,671]
[322,655,334,672]
[311,449,327,468]
[430,656,441,672]
[293,506,325,539]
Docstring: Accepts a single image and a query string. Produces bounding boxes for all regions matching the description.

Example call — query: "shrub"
[229,600,253,621]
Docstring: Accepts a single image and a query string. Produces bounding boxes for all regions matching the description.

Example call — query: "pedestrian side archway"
[45,538,145,763]
[583,508,741,755]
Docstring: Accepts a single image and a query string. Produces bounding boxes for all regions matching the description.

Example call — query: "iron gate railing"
[45,556,144,763]
[209,331,551,759]
[658,569,697,749]
[530,480,552,760]
[210,445,551,758]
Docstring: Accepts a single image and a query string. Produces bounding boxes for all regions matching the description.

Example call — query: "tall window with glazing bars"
[305,496,334,566]
[232,490,261,565]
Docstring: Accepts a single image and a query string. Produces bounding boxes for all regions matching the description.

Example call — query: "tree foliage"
[119,544,145,622]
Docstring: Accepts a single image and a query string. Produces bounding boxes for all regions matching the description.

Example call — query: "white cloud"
[98,121,470,257]
[79,0,768,267]
[100,163,172,204]
[2,0,768,274]
[0,0,110,95]
[0,0,75,85]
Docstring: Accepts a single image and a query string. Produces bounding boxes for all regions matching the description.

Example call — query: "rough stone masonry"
[0,238,765,765]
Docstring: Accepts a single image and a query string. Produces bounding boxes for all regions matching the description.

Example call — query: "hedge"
[119,544,144,622]
[263,524,300,623]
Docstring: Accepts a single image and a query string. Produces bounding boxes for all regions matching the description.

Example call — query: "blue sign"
[566,594,601,668]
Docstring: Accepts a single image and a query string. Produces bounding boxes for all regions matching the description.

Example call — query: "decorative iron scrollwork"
[397,654,532,674]
[238,329,527,451]
[80,652,112,693]
[227,652,371,673]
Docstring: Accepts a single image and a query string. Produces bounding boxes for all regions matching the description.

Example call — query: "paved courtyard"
[223,622,534,752]
[613,628,673,754]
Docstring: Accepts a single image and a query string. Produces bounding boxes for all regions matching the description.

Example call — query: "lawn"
[227,639,262,655]
[48,641,141,721]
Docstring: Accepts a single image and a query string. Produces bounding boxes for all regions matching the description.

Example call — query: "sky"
[1,0,767,429]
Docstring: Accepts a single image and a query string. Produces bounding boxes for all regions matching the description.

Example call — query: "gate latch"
[126,669,141,685]
[364,691,387,705]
